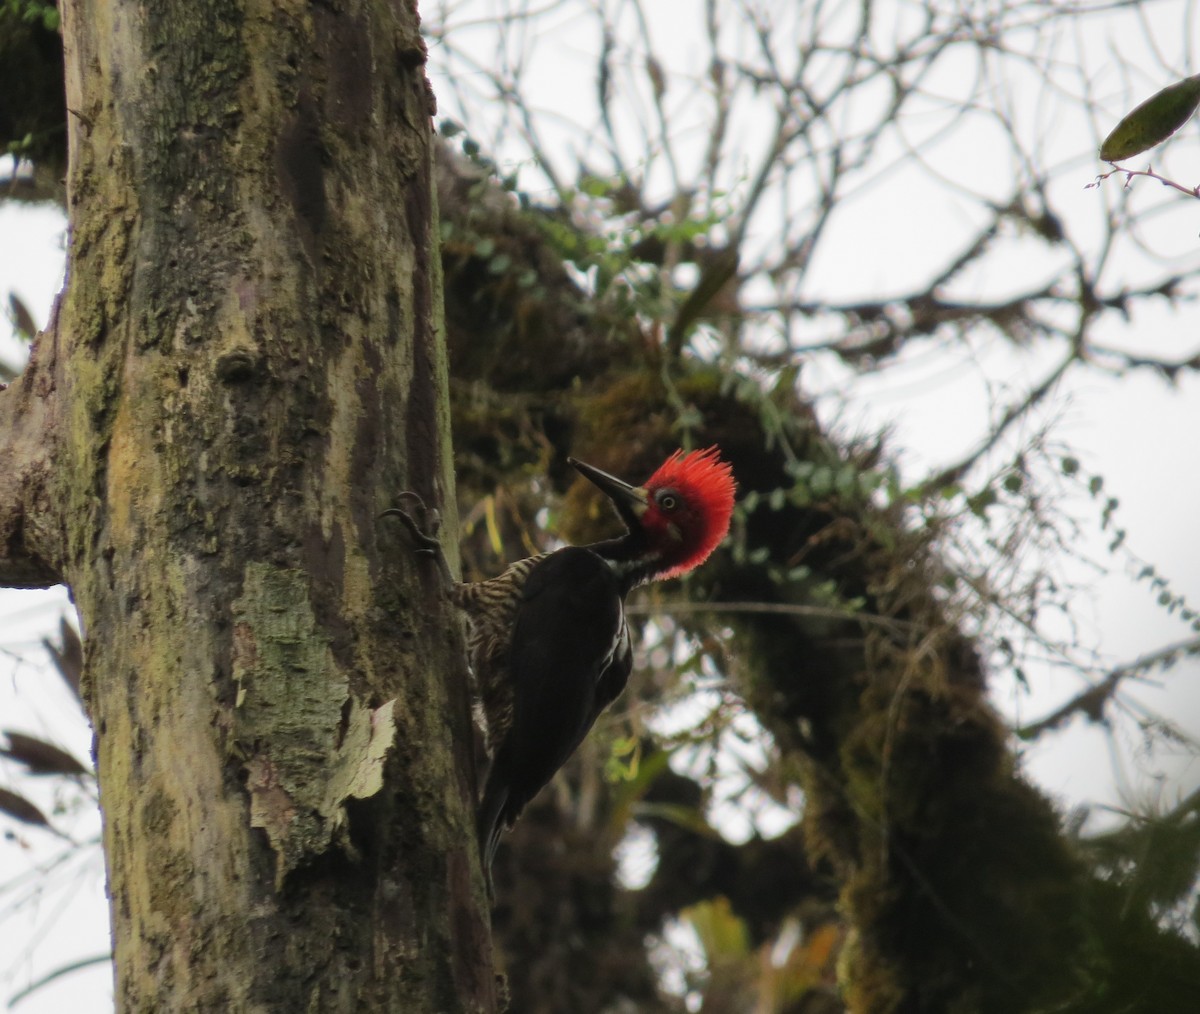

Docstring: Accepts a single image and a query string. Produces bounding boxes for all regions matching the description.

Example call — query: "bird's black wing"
[477,546,629,870]
[592,616,632,721]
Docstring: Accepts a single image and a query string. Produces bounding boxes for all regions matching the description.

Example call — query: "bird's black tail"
[476,777,510,882]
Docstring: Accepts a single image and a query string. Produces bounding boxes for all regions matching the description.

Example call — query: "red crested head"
[638,446,737,578]
[569,446,737,582]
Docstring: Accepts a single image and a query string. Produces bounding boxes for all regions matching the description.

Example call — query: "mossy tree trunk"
[0,1,496,1010]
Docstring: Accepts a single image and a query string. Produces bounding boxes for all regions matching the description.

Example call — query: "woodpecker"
[387,447,736,876]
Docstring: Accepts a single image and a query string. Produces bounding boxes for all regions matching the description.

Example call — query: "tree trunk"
[1,0,496,1009]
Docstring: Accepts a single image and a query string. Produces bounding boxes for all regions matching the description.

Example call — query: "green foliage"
[1,0,59,32]
[1064,796,1200,1011]
[1136,562,1200,631]
[3,131,34,158]
[1070,464,1200,632]
[1086,797,1200,916]
[0,0,65,172]
[538,171,734,338]
[602,734,643,783]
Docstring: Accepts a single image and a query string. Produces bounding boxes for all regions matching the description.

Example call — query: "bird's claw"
[381,493,454,585]
[397,491,442,535]
[383,492,441,549]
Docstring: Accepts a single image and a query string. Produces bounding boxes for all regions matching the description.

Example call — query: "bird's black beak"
[568,457,649,528]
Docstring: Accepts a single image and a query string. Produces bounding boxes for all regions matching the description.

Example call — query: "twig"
[8,954,112,1008]
[1087,164,1200,199]
[624,597,915,635]
[1016,635,1200,740]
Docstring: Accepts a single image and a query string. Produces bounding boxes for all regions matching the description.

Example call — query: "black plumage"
[475,546,633,870]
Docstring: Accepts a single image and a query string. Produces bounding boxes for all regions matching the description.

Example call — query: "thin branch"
[8,954,112,1008]
[630,0,681,191]
[917,348,1076,496]
[701,0,731,197]
[1088,164,1200,200]
[625,597,916,635]
[1089,341,1200,380]
[1016,635,1200,740]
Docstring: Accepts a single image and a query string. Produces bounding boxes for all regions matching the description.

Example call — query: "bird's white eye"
[657,492,679,511]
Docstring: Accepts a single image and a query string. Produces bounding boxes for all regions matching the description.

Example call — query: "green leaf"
[606,750,675,830]
[968,487,998,518]
[579,175,612,198]
[684,897,750,960]
[1100,74,1200,162]
[808,466,833,498]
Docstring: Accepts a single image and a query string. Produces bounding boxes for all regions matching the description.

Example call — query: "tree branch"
[1016,635,1200,740]
[917,346,1076,496]
[0,306,63,588]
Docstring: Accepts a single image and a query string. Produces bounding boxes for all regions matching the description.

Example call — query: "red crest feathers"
[643,446,737,578]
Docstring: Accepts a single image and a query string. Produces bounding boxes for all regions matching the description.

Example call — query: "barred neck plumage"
[588,532,663,595]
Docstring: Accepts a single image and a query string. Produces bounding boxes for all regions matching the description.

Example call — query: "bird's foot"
[381,493,454,585]
[382,491,441,550]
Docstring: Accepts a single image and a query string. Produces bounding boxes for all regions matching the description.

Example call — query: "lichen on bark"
[232,563,400,884]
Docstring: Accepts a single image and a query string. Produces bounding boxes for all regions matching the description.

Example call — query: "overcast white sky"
[3,2,1200,1010]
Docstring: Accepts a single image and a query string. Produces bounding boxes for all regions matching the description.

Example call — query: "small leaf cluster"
[547,173,730,332]
[1,0,58,32]
[436,122,547,307]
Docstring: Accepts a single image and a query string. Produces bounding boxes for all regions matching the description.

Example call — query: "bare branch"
[625,596,917,635]
[1089,341,1200,380]
[1088,164,1200,199]
[917,348,1077,496]
[1017,635,1200,740]
[7,954,114,1008]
